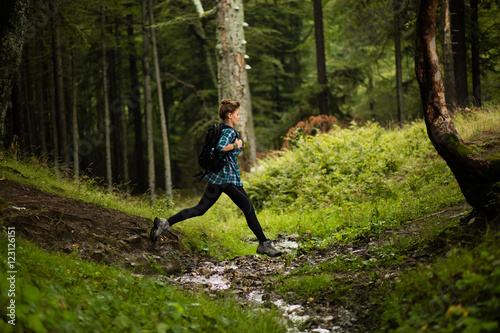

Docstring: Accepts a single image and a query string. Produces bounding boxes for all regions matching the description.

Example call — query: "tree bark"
[142,0,156,204]
[148,0,173,198]
[101,2,113,193]
[192,0,218,88]
[313,0,328,116]
[441,0,458,109]
[51,0,68,164]
[71,49,79,182]
[0,0,29,155]
[470,0,481,108]
[127,14,147,193]
[37,46,47,155]
[115,19,130,193]
[216,0,256,168]
[11,70,25,156]
[394,0,404,124]
[449,0,469,108]
[415,0,500,219]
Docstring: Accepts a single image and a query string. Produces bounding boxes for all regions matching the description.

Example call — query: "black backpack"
[193,123,238,179]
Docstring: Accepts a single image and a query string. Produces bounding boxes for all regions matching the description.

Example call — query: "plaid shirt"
[204,127,243,186]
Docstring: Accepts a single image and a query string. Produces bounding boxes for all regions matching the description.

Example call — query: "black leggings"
[168,183,267,242]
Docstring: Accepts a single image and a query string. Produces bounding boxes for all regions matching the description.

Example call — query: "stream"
[153,238,360,333]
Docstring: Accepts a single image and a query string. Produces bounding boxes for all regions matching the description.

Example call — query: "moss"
[489,157,500,175]
[444,133,473,155]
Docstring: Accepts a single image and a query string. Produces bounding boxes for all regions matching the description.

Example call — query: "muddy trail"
[0,179,474,332]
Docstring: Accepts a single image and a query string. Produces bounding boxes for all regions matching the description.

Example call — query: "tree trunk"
[37,46,47,155]
[441,0,458,109]
[47,55,59,170]
[313,0,328,116]
[127,14,147,193]
[142,0,156,204]
[394,0,404,124]
[216,0,256,168]
[51,0,68,165]
[415,0,500,219]
[470,0,481,108]
[11,71,26,156]
[101,2,113,193]
[0,0,29,155]
[449,0,469,108]
[71,49,79,182]
[192,0,218,88]
[115,19,130,193]
[148,0,173,198]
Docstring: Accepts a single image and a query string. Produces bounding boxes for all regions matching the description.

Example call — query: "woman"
[150,99,282,257]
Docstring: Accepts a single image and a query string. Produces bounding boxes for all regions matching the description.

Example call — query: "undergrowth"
[0,106,499,331]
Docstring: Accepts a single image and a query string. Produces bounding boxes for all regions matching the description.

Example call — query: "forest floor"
[2,121,499,332]
[1,177,484,332]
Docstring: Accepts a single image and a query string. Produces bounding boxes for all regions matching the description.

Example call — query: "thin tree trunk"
[11,71,25,156]
[216,0,256,167]
[37,48,47,154]
[192,0,218,88]
[148,0,172,198]
[449,0,469,107]
[71,49,79,182]
[115,19,130,193]
[470,0,481,108]
[313,0,328,116]
[394,0,404,124]
[415,0,500,219]
[0,0,29,155]
[46,55,59,170]
[101,2,113,193]
[51,0,68,165]
[127,14,147,193]
[441,0,458,109]
[142,0,156,204]
[22,54,34,153]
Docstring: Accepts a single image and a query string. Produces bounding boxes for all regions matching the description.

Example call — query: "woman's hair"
[218,99,240,120]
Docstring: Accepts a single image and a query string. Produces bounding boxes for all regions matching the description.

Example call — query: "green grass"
[0,236,285,333]
[379,229,500,332]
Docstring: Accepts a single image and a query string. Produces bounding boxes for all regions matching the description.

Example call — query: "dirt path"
[0,179,472,332]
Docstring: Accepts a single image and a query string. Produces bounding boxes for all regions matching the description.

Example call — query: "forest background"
[1,0,500,200]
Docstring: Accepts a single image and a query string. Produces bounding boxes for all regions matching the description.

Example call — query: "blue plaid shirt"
[204,127,243,186]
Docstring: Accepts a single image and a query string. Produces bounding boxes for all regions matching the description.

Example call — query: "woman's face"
[229,108,240,126]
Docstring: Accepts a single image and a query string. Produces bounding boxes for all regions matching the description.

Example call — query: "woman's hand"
[234,138,243,149]
[222,138,243,151]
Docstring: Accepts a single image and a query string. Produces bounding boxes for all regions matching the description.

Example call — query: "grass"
[379,228,500,332]
[0,236,285,333]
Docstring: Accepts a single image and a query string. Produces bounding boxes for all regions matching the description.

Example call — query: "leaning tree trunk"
[415,0,500,219]
[0,0,29,156]
[216,0,256,168]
